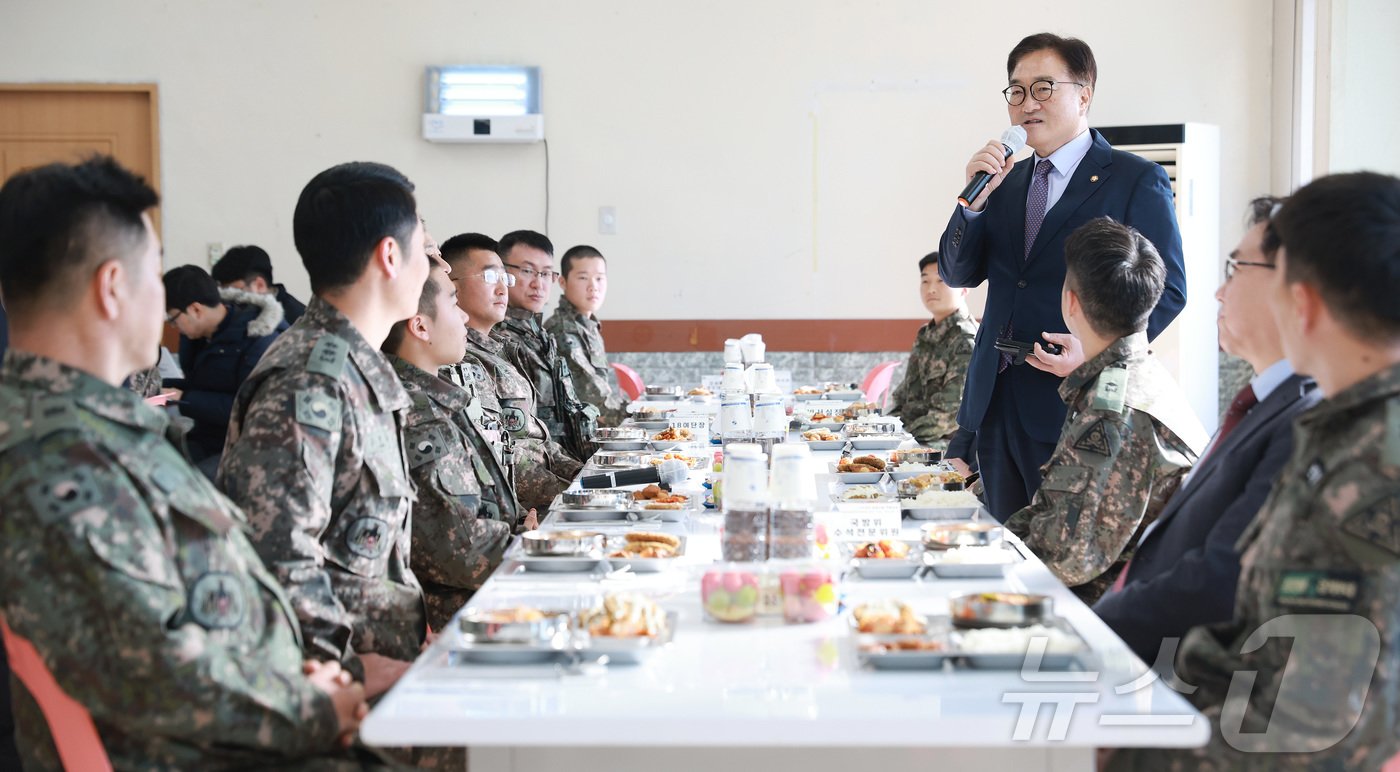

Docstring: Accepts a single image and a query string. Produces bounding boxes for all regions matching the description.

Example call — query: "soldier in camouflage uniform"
[0,157,369,769]
[441,233,582,512]
[493,230,599,461]
[218,162,430,696]
[1005,219,1207,604]
[887,251,978,445]
[382,262,528,630]
[544,245,628,426]
[1109,173,1400,771]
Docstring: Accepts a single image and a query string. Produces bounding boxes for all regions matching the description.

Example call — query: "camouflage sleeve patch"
[1072,418,1120,456]
[1340,493,1400,559]
[1040,464,1091,494]
[1091,366,1129,414]
[404,424,451,470]
[22,458,109,525]
[306,334,350,378]
[294,390,342,434]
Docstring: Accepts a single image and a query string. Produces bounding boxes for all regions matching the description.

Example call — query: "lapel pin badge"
[1090,175,1100,183]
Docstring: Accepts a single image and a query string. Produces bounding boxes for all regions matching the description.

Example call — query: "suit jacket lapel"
[1144,375,1311,539]
[1026,129,1113,266]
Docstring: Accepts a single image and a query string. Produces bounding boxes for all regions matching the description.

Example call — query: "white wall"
[1,0,1273,323]
[1328,0,1400,175]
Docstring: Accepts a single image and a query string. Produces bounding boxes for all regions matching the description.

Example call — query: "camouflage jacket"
[390,356,514,631]
[463,327,580,511]
[1114,361,1400,772]
[886,308,977,444]
[493,306,598,460]
[218,297,426,675]
[0,351,344,770]
[126,361,164,399]
[543,296,627,426]
[1005,332,1208,603]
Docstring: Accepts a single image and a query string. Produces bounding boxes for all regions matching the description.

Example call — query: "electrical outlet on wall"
[207,242,224,267]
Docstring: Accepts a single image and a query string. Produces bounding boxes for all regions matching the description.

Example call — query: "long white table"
[363,423,1208,771]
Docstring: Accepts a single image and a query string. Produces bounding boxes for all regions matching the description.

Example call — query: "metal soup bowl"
[458,608,570,644]
[594,426,648,442]
[520,530,606,557]
[920,522,1004,550]
[948,592,1052,629]
[560,489,633,510]
[592,450,651,468]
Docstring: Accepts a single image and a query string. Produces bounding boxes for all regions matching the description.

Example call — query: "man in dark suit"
[939,33,1186,521]
[1093,196,1320,666]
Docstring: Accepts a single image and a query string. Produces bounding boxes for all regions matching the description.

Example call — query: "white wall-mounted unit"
[422,65,543,143]
[1098,123,1222,432]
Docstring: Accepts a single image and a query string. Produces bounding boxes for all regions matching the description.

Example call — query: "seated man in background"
[383,259,532,631]
[1093,197,1320,667]
[218,162,430,699]
[886,250,978,446]
[212,243,308,325]
[442,233,580,513]
[0,156,369,769]
[1109,171,1400,772]
[493,229,598,461]
[1005,217,1208,603]
[545,244,628,426]
[162,264,287,471]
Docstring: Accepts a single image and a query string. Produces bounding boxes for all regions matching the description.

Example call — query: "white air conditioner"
[422,114,544,143]
[422,65,544,144]
[1099,123,1222,432]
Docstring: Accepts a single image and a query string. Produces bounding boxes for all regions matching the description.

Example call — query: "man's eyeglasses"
[165,309,184,324]
[1003,80,1085,106]
[503,262,558,282]
[457,268,517,287]
[1224,257,1276,282]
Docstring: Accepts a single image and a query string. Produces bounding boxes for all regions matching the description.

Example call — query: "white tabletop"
[363,436,1208,761]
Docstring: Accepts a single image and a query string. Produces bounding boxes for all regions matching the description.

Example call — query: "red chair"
[1,618,112,771]
[610,362,646,401]
[860,360,902,409]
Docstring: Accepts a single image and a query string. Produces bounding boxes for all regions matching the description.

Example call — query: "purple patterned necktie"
[1024,158,1054,260]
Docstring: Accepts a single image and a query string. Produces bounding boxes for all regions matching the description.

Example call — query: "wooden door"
[0,84,169,346]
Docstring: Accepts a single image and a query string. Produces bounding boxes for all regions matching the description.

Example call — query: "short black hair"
[381,268,445,355]
[498,230,553,259]
[292,162,418,295]
[0,156,159,318]
[561,244,605,277]
[440,233,501,272]
[163,265,223,312]
[211,245,274,286]
[1063,217,1165,338]
[918,251,940,272]
[1007,33,1097,89]
[1265,172,1400,341]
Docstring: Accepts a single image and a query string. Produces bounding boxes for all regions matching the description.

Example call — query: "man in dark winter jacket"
[211,244,308,325]
[163,264,287,470]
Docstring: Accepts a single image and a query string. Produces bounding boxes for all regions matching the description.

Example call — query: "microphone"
[957,125,1028,208]
[579,459,690,489]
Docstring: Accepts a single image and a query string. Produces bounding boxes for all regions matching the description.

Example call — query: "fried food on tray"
[652,426,694,441]
[609,532,682,559]
[853,540,910,559]
[578,593,668,637]
[853,601,927,635]
[802,428,841,441]
[837,454,887,473]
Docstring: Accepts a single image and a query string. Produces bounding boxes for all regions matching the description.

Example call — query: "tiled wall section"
[613,349,1255,426]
